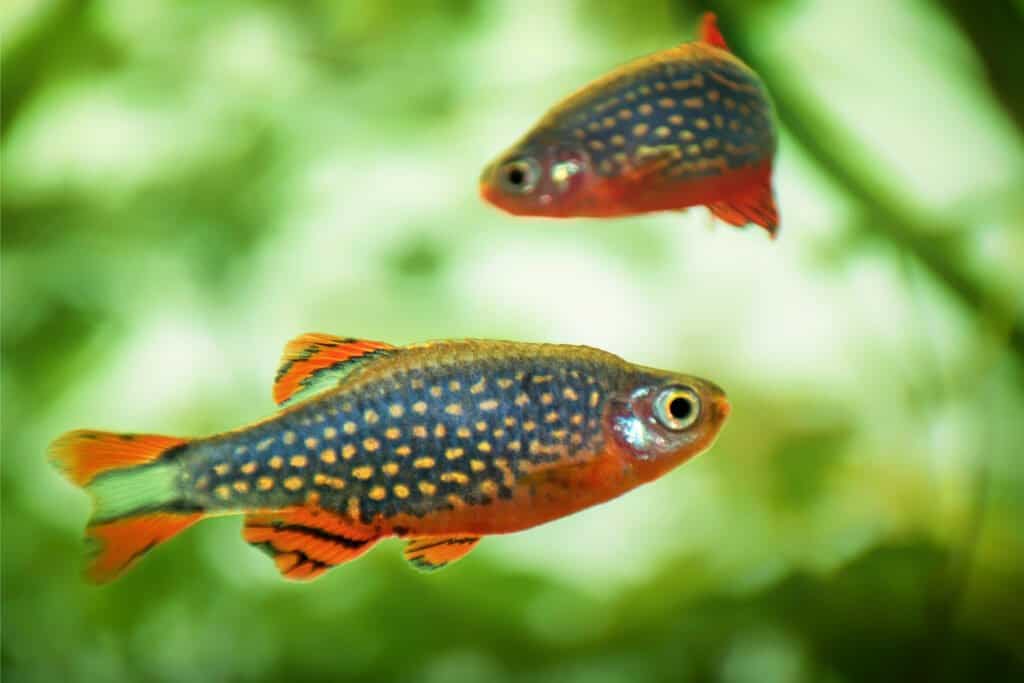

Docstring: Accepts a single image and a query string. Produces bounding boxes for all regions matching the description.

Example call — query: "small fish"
[50,334,730,582]
[480,12,779,236]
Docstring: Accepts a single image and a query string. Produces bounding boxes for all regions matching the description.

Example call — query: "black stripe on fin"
[404,536,480,572]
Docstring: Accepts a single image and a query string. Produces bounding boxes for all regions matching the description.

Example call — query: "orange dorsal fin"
[699,12,730,51]
[50,430,188,486]
[708,175,779,237]
[243,507,378,580]
[403,536,480,572]
[273,333,396,407]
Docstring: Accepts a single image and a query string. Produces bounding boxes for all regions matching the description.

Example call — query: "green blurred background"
[3,0,1023,681]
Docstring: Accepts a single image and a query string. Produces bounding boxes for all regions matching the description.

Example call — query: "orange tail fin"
[49,430,202,583]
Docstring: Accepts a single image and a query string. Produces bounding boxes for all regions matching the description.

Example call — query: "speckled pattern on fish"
[50,335,730,582]
[548,55,773,181]
[186,344,623,522]
[480,12,779,235]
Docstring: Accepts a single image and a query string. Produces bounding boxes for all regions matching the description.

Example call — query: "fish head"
[605,369,730,483]
[479,139,592,217]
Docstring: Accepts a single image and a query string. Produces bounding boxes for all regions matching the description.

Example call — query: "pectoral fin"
[626,145,684,183]
[404,536,480,572]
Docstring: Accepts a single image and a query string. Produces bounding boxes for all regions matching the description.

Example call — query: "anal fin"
[404,536,480,572]
[708,177,779,237]
[243,507,377,580]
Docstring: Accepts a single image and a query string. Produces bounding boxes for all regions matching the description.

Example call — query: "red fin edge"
[699,12,730,51]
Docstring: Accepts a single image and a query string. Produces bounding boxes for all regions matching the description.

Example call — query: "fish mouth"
[479,178,499,206]
[479,175,522,214]
[478,163,499,204]
[479,160,496,185]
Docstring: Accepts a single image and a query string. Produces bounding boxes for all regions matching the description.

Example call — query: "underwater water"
[2,1,1023,681]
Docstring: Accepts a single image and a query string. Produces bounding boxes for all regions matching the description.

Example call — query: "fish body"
[50,335,730,581]
[480,13,779,236]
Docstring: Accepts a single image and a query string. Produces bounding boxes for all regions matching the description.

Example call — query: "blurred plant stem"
[936,0,1024,137]
[1,0,101,137]
[706,2,1024,364]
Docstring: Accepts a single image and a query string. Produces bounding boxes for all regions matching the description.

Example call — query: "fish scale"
[185,353,615,523]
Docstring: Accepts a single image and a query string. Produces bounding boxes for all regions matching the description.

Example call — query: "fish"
[479,12,779,236]
[49,334,730,582]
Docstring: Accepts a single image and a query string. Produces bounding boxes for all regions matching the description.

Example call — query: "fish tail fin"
[49,430,203,583]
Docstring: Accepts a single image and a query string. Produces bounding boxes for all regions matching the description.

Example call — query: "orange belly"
[584,159,772,217]
[373,448,634,537]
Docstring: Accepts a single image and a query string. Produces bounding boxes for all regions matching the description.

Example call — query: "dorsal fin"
[273,333,396,407]
[698,12,730,52]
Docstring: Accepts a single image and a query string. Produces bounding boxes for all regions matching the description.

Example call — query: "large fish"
[480,13,779,236]
[50,334,730,582]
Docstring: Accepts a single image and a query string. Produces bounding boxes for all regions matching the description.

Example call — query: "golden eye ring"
[653,386,701,431]
[498,158,540,194]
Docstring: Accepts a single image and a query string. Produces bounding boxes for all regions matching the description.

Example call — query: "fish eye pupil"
[653,387,700,431]
[499,160,537,194]
[668,396,692,420]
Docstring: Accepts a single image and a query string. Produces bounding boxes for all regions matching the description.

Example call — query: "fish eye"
[498,159,539,194]
[653,386,701,431]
